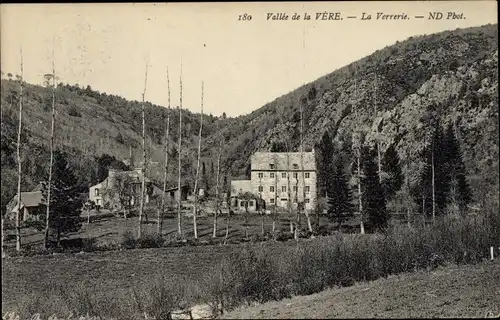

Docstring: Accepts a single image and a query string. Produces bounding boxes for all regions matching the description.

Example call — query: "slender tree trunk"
[44,53,56,249]
[138,64,148,240]
[159,68,171,236]
[87,208,90,224]
[1,217,5,258]
[431,145,436,221]
[286,151,293,234]
[224,209,230,244]
[422,192,425,216]
[16,50,24,252]
[294,176,300,241]
[374,74,382,184]
[357,150,365,234]
[213,136,222,238]
[300,104,313,234]
[56,227,61,248]
[193,82,204,239]
[177,62,183,238]
[261,210,265,236]
[272,157,277,235]
[406,161,411,227]
[244,207,248,239]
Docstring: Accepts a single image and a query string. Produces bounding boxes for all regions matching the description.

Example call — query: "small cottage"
[7,191,45,221]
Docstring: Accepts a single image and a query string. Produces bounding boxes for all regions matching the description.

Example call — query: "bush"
[121,230,137,249]
[68,105,82,117]
[137,234,164,249]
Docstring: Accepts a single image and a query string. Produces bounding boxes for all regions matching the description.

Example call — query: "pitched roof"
[10,191,44,212]
[251,152,316,171]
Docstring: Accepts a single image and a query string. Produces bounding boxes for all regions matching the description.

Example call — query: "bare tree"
[15,50,24,252]
[138,63,148,239]
[258,174,265,236]
[299,102,313,235]
[213,122,223,238]
[223,187,231,244]
[193,81,204,239]
[353,66,365,235]
[431,140,436,221]
[374,74,382,184]
[159,68,171,236]
[286,142,293,234]
[294,165,300,241]
[43,50,58,249]
[177,61,183,237]
[272,155,278,235]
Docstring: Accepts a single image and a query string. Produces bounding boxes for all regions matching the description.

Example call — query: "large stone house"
[230,151,317,212]
[89,168,189,209]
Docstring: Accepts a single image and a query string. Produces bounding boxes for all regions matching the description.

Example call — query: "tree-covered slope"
[1,23,497,210]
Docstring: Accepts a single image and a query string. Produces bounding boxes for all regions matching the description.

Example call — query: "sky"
[1,2,497,117]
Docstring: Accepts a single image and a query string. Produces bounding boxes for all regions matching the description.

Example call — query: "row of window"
[269,198,310,204]
[269,163,301,170]
[257,172,311,179]
[258,185,310,193]
[238,198,311,206]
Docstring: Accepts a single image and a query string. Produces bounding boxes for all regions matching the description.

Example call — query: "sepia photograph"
[1,1,498,319]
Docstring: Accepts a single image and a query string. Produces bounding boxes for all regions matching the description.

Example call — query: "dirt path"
[223,260,500,319]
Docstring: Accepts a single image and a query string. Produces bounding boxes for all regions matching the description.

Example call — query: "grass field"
[2,208,497,319]
[1,237,307,314]
[2,207,363,252]
[223,260,500,319]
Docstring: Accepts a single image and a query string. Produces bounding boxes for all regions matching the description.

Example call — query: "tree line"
[315,119,472,232]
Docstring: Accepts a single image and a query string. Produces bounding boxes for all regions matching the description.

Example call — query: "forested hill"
[1,23,498,209]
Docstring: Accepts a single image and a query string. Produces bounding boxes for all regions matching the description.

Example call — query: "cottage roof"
[251,152,316,171]
[9,191,44,212]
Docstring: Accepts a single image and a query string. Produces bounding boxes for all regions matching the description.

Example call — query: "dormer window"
[270,163,275,169]
[292,164,299,169]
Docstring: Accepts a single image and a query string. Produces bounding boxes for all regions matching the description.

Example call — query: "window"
[258,172,263,179]
[305,199,310,204]
[305,186,310,194]
[270,172,275,179]
[282,186,287,193]
[293,186,297,192]
[270,186,275,192]
[293,172,298,179]
[270,198,275,204]
[249,200,254,207]
[281,198,288,202]
[305,172,310,179]
[258,186,263,192]
[293,164,298,169]
[95,188,100,196]
[281,172,287,178]
[270,163,275,169]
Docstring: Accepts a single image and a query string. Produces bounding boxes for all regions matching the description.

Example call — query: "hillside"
[223,260,500,319]
[1,23,498,210]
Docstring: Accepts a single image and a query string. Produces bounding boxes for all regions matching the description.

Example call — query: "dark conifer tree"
[361,146,388,231]
[42,151,83,247]
[381,144,404,201]
[443,123,472,213]
[315,131,335,199]
[327,157,354,230]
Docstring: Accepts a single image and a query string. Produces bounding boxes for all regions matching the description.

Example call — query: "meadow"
[2,207,499,319]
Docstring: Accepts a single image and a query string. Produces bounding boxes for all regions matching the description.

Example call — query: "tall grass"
[5,211,499,319]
